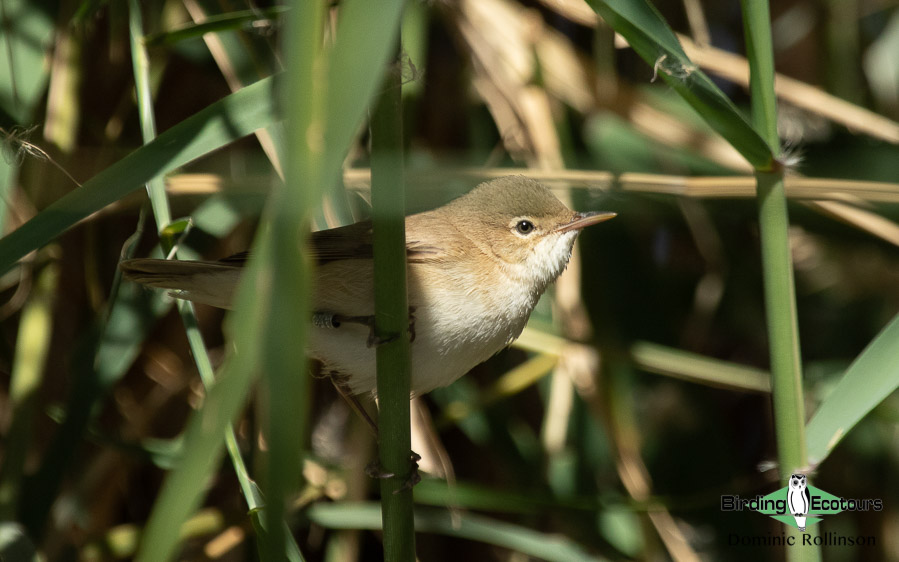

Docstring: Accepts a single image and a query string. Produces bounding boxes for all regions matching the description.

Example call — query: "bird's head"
[443,176,615,291]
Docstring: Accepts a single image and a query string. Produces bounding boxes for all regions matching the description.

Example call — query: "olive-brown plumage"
[121,176,615,394]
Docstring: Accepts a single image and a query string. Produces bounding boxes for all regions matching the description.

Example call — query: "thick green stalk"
[370,51,415,560]
[740,1,778,146]
[741,2,819,560]
[755,172,805,471]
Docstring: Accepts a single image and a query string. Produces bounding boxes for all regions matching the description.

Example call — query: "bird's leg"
[329,376,379,438]
[329,375,422,491]
[313,308,417,348]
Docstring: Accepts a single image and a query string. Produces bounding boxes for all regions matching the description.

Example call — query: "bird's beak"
[554,211,617,234]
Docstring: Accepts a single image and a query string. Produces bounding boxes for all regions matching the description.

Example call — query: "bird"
[121,175,615,396]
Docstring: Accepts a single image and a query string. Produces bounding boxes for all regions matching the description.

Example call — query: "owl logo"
[787,473,810,531]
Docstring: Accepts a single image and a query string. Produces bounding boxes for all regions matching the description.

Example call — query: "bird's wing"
[310,220,374,263]
[403,212,458,264]
[120,258,241,308]
[210,222,375,266]
[218,219,447,266]
[217,251,250,265]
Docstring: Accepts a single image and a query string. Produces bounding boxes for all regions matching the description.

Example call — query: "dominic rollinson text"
[728,532,876,547]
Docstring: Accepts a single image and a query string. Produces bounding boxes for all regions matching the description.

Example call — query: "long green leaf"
[249,0,324,557]
[586,0,776,171]
[321,0,406,181]
[144,7,288,47]
[630,341,771,393]
[135,0,406,558]
[806,313,899,465]
[0,76,277,275]
[128,0,170,231]
[127,4,292,556]
[308,503,602,562]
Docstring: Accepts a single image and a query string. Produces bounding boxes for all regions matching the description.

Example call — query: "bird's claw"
[407,306,417,343]
[396,451,422,493]
[365,307,418,348]
[364,460,394,480]
[366,324,397,348]
[365,451,422,493]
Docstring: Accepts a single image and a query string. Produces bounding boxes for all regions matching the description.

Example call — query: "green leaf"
[586,0,776,170]
[159,218,194,252]
[134,0,406,558]
[321,0,407,178]
[308,503,602,562]
[144,7,289,47]
[0,76,277,275]
[412,478,598,513]
[806,313,899,465]
[630,341,771,393]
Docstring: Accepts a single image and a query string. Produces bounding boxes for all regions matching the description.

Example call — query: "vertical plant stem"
[128,0,256,510]
[371,47,415,561]
[755,172,806,471]
[127,0,170,231]
[741,1,819,560]
[252,0,325,559]
[129,3,303,559]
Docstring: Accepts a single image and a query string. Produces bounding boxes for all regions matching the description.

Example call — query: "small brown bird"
[121,176,615,395]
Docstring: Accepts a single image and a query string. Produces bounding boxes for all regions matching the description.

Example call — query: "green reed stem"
[128,3,302,559]
[371,47,416,561]
[741,1,820,559]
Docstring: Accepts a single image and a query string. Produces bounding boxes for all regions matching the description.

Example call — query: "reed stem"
[371,46,416,561]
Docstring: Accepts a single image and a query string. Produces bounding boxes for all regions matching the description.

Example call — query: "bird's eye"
[515,220,535,235]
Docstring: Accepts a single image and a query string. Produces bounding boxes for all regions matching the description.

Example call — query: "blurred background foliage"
[0,0,898,560]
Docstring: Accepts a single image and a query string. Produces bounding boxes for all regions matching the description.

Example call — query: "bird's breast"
[411,261,538,355]
[309,259,543,395]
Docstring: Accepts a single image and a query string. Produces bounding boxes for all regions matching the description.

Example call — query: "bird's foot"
[365,451,421,493]
[364,460,392,479]
[407,306,417,343]
[313,308,416,348]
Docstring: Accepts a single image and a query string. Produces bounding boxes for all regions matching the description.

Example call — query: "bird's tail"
[120,258,242,309]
